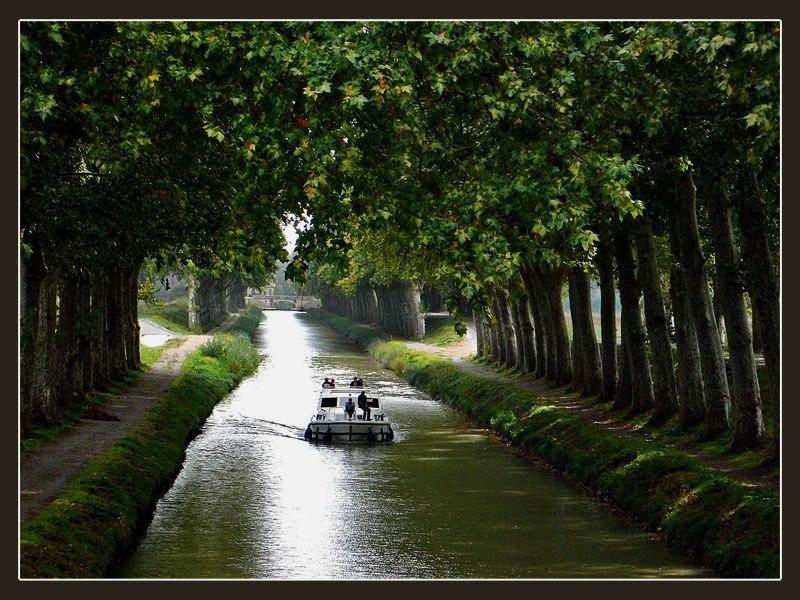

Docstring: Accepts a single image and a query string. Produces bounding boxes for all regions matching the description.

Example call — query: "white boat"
[304,383,394,443]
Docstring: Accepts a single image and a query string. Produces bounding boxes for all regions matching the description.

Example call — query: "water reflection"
[117,311,706,579]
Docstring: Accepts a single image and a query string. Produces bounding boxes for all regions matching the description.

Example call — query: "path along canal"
[118,311,705,579]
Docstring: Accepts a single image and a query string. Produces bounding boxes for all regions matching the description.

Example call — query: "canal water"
[118,311,704,579]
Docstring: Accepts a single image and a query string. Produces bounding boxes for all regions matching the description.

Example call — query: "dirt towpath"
[20,312,242,523]
[404,338,778,492]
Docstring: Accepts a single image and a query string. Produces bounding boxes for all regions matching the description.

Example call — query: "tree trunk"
[711,270,726,347]
[535,265,571,383]
[634,213,679,424]
[709,191,765,450]
[77,269,95,392]
[673,172,730,434]
[475,312,486,357]
[735,166,779,457]
[125,264,142,370]
[55,274,81,405]
[521,263,548,379]
[227,275,247,311]
[375,280,425,339]
[20,250,44,431]
[614,320,632,411]
[518,296,537,373]
[615,226,654,415]
[487,312,501,363]
[570,268,602,396]
[506,292,525,373]
[354,282,379,324]
[106,269,128,379]
[751,301,764,353]
[669,263,706,427]
[490,290,510,367]
[501,292,517,369]
[93,272,112,389]
[596,238,617,404]
[567,272,585,392]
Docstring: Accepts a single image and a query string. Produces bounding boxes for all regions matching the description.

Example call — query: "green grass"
[20,331,262,578]
[138,298,197,334]
[139,337,184,370]
[421,314,464,346]
[227,304,264,339]
[307,308,779,578]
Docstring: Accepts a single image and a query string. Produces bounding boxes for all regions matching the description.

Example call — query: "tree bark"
[227,275,247,311]
[614,320,632,411]
[20,250,45,430]
[570,268,602,396]
[505,291,525,373]
[673,172,730,434]
[375,280,425,339]
[492,291,507,365]
[669,263,706,427]
[567,272,585,392]
[518,296,537,373]
[354,282,379,324]
[615,226,654,415]
[521,263,548,379]
[475,312,486,357]
[77,269,95,392]
[487,312,501,363]
[55,274,81,404]
[735,166,779,456]
[711,270,726,347]
[535,265,571,383]
[125,264,142,370]
[108,269,128,378]
[751,301,764,353]
[634,214,679,424]
[596,238,617,404]
[709,191,765,449]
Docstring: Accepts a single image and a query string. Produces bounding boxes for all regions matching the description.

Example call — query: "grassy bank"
[20,328,262,578]
[306,309,779,578]
[422,314,464,346]
[228,304,264,338]
[138,297,196,334]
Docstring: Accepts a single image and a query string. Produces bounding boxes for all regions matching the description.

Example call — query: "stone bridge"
[248,294,320,310]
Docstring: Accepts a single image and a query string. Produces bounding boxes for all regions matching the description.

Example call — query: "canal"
[118,311,704,579]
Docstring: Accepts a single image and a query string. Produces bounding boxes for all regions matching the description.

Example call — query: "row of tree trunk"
[21,253,142,433]
[187,273,245,331]
[321,279,425,340]
[473,170,777,454]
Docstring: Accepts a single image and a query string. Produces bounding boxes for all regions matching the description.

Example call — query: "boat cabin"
[313,387,386,421]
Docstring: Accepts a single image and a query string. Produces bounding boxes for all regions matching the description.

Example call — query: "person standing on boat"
[350,377,359,387]
[322,378,333,388]
[356,377,364,387]
[357,390,371,421]
[345,396,356,420]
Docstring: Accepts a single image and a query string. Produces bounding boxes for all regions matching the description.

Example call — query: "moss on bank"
[20,328,262,578]
[306,309,779,578]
